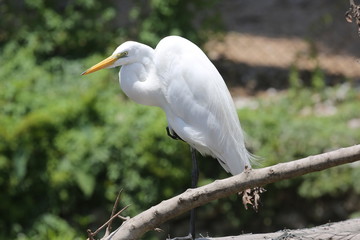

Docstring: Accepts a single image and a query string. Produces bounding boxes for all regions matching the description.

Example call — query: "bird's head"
[81,41,147,75]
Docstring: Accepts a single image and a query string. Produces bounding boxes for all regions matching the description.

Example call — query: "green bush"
[0,0,121,58]
[0,0,221,59]
[14,214,81,240]
[130,0,222,46]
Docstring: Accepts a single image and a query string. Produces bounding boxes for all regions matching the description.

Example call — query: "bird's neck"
[119,52,163,107]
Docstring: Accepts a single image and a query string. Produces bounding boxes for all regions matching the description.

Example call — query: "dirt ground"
[205,32,360,78]
[203,0,360,96]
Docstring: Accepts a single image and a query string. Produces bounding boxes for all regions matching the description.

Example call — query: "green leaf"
[74,170,95,197]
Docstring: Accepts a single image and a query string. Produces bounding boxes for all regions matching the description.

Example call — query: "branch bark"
[101,144,360,240]
[197,218,360,240]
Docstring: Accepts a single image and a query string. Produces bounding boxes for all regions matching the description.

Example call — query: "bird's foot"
[167,233,194,240]
[166,126,184,141]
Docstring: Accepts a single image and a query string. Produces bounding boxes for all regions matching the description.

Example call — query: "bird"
[82,35,251,239]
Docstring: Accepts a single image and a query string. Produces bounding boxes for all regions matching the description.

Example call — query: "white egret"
[82,36,251,239]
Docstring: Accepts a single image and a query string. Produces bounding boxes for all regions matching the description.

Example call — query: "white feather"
[155,36,251,175]
[84,36,252,175]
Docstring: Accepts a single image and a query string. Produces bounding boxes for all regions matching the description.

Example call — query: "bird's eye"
[116,51,128,59]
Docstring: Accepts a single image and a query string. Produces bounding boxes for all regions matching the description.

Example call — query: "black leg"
[167,147,199,240]
[189,147,199,239]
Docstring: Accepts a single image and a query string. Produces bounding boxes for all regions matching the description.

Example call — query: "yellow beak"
[81,55,117,75]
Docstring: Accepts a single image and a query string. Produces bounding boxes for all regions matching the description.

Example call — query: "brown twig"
[105,189,123,236]
[86,190,130,240]
[88,205,130,240]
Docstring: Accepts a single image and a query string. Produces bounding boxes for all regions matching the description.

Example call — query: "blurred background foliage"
[0,0,360,239]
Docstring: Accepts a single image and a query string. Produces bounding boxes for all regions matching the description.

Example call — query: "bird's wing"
[155,36,250,174]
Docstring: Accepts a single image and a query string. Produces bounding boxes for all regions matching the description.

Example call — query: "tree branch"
[197,218,360,240]
[101,144,360,240]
